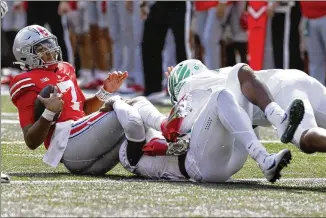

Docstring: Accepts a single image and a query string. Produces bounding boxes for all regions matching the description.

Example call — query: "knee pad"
[125,109,146,142]
[114,100,146,142]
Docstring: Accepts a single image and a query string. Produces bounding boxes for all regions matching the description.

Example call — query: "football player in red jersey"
[9,25,146,175]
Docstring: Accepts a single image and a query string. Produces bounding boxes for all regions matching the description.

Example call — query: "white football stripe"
[6,178,326,185]
[1,119,20,124]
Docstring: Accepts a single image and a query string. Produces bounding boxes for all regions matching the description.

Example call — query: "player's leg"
[71,8,94,88]
[163,30,177,75]
[304,17,326,85]
[62,111,125,175]
[298,76,326,153]
[81,137,124,175]
[107,1,122,71]
[94,2,109,82]
[202,8,220,69]
[120,127,186,180]
[117,2,133,73]
[132,0,144,88]
[215,89,293,182]
[186,89,291,183]
[128,96,167,131]
[228,63,305,144]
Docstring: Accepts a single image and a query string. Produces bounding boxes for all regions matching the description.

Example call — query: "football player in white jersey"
[250,69,326,154]
[106,92,291,183]
[168,59,326,154]
[106,84,295,183]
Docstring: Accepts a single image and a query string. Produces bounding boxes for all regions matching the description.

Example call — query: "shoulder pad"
[9,73,37,101]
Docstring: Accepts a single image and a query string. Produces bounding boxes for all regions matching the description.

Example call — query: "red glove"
[160,117,184,142]
[142,138,168,156]
[240,11,248,30]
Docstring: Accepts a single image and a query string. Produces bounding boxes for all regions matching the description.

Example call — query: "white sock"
[133,99,166,131]
[95,69,108,81]
[245,141,269,166]
[264,102,286,130]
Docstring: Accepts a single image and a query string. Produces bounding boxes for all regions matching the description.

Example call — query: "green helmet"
[168,59,208,104]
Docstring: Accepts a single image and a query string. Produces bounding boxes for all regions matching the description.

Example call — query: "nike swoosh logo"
[281,113,288,124]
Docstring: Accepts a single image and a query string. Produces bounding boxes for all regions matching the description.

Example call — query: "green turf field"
[1,95,325,217]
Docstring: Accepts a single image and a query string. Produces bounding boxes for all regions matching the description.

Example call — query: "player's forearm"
[23,118,53,150]
[83,96,104,115]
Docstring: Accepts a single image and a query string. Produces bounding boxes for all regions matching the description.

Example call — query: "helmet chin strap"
[13,62,30,71]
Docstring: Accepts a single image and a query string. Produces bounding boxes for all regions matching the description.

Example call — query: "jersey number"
[57,80,81,111]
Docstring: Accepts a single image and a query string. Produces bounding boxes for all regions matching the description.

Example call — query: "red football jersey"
[9,62,86,148]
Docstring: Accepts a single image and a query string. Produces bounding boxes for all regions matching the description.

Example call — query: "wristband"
[42,109,56,122]
[95,87,112,102]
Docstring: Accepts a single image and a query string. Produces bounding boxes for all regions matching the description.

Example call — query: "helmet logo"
[194,65,199,70]
[36,27,49,37]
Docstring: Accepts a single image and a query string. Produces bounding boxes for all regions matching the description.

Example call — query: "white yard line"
[1,112,18,116]
[6,154,43,158]
[260,140,281,144]
[1,140,282,145]
[1,141,26,145]
[6,178,326,185]
[1,119,20,124]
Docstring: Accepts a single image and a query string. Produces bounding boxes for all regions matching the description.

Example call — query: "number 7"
[56,80,81,111]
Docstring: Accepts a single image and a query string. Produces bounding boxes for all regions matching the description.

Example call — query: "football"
[34,84,61,122]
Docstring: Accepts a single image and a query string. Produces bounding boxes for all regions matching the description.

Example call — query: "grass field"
[1,94,326,217]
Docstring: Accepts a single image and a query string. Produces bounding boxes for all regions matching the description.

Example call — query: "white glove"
[1,1,8,19]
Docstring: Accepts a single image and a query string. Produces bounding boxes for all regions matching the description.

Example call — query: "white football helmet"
[13,25,62,70]
[1,1,8,19]
[167,59,208,103]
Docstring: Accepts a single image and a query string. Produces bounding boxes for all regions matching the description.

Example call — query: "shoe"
[147,89,172,106]
[79,79,103,90]
[260,149,292,183]
[1,172,10,183]
[116,81,135,94]
[280,99,305,144]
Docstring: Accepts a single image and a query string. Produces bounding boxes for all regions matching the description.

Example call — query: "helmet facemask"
[15,36,62,70]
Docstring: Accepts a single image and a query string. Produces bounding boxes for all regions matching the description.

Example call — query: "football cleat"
[260,148,292,183]
[1,172,10,183]
[280,99,305,144]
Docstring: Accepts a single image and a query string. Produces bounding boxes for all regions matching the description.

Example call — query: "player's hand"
[37,86,64,113]
[58,1,71,16]
[125,1,133,13]
[100,95,123,112]
[216,3,226,19]
[103,71,128,93]
[164,66,174,79]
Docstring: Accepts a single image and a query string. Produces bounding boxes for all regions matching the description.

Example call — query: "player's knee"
[237,64,255,84]
[300,129,318,154]
[126,96,148,106]
[125,109,146,142]
[216,89,235,106]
